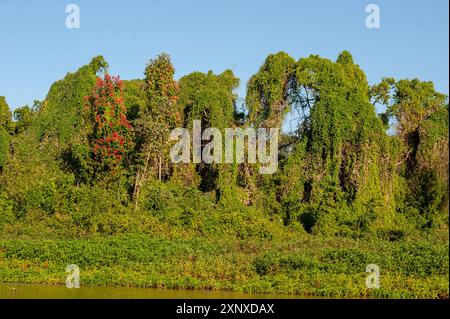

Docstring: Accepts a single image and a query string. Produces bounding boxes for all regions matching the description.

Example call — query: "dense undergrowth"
[0,234,447,298]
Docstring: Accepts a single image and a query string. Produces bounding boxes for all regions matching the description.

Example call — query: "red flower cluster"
[86,73,133,175]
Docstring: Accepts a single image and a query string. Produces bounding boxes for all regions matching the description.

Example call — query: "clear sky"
[0,0,448,112]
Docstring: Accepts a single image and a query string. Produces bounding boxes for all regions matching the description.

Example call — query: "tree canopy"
[0,51,448,240]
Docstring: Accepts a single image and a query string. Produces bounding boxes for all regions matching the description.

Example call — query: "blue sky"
[0,0,448,112]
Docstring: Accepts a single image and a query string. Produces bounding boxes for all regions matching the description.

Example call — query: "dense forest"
[0,51,448,298]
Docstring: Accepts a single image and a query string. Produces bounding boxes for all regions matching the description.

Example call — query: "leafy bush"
[0,126,9,168]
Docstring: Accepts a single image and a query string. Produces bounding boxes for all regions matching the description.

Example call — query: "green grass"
[0,234,447,298]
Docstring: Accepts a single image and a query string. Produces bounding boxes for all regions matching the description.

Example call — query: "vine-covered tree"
[133,54,180,204]
[178,70,240,204]
[276,51,391,236]
[372,78,449,227]
[246,52,296,128]
[85,74,133,181]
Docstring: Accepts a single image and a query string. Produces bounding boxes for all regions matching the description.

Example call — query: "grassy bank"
[0,234,447,298]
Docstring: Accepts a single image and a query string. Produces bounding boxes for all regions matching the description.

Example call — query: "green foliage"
[179,70,239,129]
[371,78,449,228]
[0,126,9,169]
[246,52,296,127]
[0,236,447,298]
[34,56,108,145]
[28,57,109,184]
[278,52,391,236]
[0,97,13,169]
[122,79,145,121]
[13,102,39,134]
[135,179,281,239]
[2,52,446,239]
[0,52,448,298]
[0,191,14,228]
[178,70,240,203]
[143,53,178,107]
[132,54,181,205]
[0,96,14,133]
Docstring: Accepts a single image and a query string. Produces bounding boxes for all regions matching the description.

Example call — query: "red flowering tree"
[85,74,133,180]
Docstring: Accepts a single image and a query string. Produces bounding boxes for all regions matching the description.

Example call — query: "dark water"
[0,283,306,299]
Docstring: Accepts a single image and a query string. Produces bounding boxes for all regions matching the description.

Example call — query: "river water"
[0,283,306,299]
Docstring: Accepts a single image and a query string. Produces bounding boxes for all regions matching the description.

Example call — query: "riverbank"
[0,235,448,298]
[0,283,307,299]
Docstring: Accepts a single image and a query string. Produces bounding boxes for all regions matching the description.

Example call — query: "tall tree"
[372,78,449,226]
[278,52,390,235]
[178,70,240,203]
[85,74,133,182]
[133,54,180,205]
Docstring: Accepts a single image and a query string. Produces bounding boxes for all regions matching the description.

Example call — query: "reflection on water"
[0,283,306,299]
